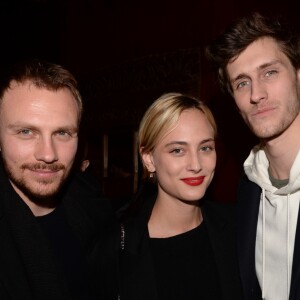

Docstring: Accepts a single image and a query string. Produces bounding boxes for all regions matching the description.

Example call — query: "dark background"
[1,0,298,206]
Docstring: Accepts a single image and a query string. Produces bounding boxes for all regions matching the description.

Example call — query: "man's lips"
[28,168,61,178]
[25,165,64,179]
[30,169,58,173]
[181,176,205,186]
[252,106,276,117]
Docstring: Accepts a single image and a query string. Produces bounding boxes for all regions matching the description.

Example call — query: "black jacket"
[90,191,243,300]
[0,162,115,300]
[237,173,300,300]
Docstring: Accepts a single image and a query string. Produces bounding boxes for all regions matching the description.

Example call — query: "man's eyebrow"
[55,126,78,132]
[257,60,282,70]
[231,73,249,84]
[7,122,32,129]
[7,123,78,133]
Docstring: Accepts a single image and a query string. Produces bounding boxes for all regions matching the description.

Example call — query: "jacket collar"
[0,160,70,299]
[122,190,156,254]
[237,173,263,298]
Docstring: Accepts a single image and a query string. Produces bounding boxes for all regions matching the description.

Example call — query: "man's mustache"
[21,163,65,172]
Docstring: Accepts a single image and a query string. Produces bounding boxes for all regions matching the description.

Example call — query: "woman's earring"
[149,172,154,178]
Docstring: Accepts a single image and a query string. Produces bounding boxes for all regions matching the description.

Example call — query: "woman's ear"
[141,150,155,173]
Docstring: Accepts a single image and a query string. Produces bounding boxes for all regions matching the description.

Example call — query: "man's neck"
[25,200,56,217]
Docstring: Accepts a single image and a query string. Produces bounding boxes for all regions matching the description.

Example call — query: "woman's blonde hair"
[139,92,217,179]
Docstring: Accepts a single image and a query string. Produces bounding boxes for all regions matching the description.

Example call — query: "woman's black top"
[150,221,222,300]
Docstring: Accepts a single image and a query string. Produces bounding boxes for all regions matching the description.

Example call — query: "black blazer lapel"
[290,204,300,299]
[202,200,243,299]
[120,192,159,300]
[0,207,34,300]
[120,238,158,300]
[237,174,262,299]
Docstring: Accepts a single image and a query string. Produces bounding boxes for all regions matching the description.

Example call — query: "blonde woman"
[90,93,243,300]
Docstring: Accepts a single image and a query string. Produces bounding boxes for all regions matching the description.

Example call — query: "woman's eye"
[170,148,183,154]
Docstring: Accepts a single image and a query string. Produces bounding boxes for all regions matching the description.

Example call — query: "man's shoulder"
[238,172,261,195]
[63,171,115,224]
[237,172,261,217]
[68,171,102,197]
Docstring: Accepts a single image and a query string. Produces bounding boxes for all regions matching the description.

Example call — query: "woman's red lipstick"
[181,176,205,186]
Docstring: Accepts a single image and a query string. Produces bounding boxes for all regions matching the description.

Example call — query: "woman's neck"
[148,196,203,238]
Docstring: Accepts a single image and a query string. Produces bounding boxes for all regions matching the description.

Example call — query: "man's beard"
[4,161,69,207]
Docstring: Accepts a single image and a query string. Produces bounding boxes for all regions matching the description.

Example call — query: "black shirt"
[150,221,222,300]
[36,204,91,300]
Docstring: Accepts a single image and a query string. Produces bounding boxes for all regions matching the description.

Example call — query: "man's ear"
[141,150,155,173]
